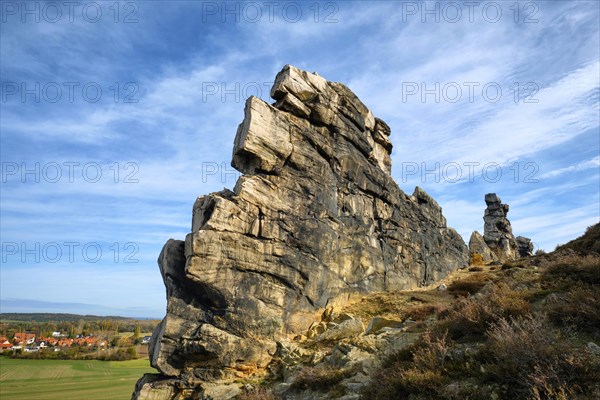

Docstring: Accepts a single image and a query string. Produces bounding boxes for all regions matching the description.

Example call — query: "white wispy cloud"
[540,156,600,178]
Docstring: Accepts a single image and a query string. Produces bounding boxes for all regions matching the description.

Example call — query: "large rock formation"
[133,65,468,399]
[469,193,533,263]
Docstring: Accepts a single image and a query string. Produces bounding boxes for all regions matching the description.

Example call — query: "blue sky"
[1,1,598,318]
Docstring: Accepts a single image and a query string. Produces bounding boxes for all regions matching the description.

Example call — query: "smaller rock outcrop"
[468,231,498,265]
[469,193,533,263]
[516,236,534,258]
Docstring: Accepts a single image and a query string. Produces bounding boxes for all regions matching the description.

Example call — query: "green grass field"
[0,357,155,400]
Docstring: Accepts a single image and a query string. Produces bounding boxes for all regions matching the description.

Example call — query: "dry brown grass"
[340,289,453,325]
[341,292,410,321]
[501,261,525,270]
[555,223,600,255]
[357,251,600,400]
[404,302,446,321]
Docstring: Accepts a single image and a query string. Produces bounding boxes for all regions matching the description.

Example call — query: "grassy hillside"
[357,253,600,399]
[0,358,154,400]
[238,224,600,400]
[555,223,600,255]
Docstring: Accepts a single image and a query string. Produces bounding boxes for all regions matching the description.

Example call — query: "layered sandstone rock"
[133,65,468,399]
[483,193,519,261]
[469,193,533,264]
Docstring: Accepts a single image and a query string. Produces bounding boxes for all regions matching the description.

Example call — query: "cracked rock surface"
[132,65,468,400]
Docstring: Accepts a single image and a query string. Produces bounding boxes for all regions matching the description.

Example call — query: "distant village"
[0,331,151,353]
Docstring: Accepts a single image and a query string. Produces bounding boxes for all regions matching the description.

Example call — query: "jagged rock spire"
[469,193,533,264]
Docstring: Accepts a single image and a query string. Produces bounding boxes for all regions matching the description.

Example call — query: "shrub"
[470,253,485,266]
[237,388,279,400]
[489,284,532,319]
[360,331,451,400]
[447,273,491,297]
[380,341,421,369]
[290,365,351,391]
[127,346,137,358]
[468,266,484,272]
[411,331,451,372]
[95,347,137,361]
[501,261,525,270]
[404,303,445,321]
[437,297,495,339]
[483,316,599,399]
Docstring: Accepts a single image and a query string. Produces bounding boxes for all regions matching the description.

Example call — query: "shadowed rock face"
[516,236,534,258]
[133,65,468,399]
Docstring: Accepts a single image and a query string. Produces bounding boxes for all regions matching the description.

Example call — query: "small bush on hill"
[236,388,279,400]
[95,347,137,361]
[468,265,484,272]
[290,365,352,392]
[470,253,485,266]
[447,273,491,297]
[404,303,446,321]
[361,331,451,400]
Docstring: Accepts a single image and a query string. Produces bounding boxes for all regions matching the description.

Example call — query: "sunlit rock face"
[132,65,468,400]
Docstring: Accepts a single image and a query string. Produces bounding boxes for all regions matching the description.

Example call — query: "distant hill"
[0,313,144,322]
[555,222,600,255]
